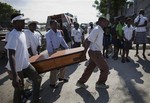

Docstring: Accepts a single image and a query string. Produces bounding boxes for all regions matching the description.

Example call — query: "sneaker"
[106,54,109,58]
[121,58,125,63]
[76,81,88,89]
[59,78,69,82]
[126,58,130,62]
[96,83,109,89]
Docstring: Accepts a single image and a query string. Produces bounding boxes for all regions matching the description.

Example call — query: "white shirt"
[122,25,135,41]
[5,29,30,72]
[88,25,104,51]
[71,28,82,42]
[24,29,41,55]
[134,14,148,32]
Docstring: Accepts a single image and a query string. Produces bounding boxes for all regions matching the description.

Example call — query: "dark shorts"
[114,39,124,49]
[124,41,132,49]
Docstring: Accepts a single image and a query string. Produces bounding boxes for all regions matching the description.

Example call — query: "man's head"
[11,13,28,31]
[74,23,79,29]
[119,16,125,24]
[50,20,58,31]
[97,17,109,28]
[28,21,38,32]
[139,9,145,15]
[126,18,132,26]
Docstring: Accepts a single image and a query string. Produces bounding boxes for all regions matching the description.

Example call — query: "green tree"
[93,0,127,18]
[0,2,19,27]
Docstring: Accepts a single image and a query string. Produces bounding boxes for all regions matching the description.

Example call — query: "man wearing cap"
[24,21,41,56]
[76,17,109,89]
[5,13,42,103]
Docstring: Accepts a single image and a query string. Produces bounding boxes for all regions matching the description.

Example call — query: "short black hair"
[98,17,107,22]
[139,9,145,15]
[11,13,22,21]
[50,20,58,25]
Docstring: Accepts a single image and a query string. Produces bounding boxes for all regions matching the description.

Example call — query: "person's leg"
[89,50,109,84]
[106,46,109,58]
[59,68,65,79]
[59,67,68,82]
[114,39,120,60]
[125,49,130,62]
[121,48,125,63]
[13,72,24,103]
[49,69,59,85]
[103,47,106,57]
[78,58,96,83]
[23,64,42,103]
[143,43,146,58]
[135,44,139,56]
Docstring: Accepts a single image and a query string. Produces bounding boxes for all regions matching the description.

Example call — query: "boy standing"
[122,18,135,63]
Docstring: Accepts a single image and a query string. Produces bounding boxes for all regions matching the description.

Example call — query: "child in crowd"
[122,18,135,63]
[103,27,112,58]
[114,16,125,60]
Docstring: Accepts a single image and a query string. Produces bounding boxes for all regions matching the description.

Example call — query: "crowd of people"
[4,8,149,103]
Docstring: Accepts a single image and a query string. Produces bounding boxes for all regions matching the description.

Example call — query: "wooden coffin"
[29,47,86,73]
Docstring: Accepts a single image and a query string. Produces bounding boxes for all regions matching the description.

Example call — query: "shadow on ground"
[107,56,148,103]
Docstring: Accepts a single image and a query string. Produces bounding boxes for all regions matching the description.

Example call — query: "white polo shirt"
[134,14,148,32]
[88,25,104,51]
[5,29,30,72]
[24,29,41,55]
[71,28,82,42]
[122,25,135,41]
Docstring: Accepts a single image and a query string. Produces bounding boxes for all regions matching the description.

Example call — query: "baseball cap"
[11,13,29,23]
[27,20,39,26]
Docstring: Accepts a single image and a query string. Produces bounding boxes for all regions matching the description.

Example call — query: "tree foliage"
[0,2,19,27]
[93,0,127,18]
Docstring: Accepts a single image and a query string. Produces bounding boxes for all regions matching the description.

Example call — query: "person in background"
[103,26,112,58]
[45,20,69,88]
[76,17,109,89]
[5,13,42,103]
[61,25,71,47]
[122,18,135,63]
[88,22,94,34]
[24,21,42,89]
[24,21,41,57]
[71,22,83,48]
[110,17,119,60]
[134,9,148,58]
[115,16,125,60]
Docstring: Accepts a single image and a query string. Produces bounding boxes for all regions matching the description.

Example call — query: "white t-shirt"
[71,28,82,42]
[122,25,135,41]
[88,25,104,51]
[24,29,41,55]
[134,14,148,32]
[5,29,30,72]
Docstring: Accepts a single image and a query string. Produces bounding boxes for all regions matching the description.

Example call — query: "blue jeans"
[13,64,42,103]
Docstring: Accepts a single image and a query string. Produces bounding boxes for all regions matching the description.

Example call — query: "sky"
[1,0,99,23]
